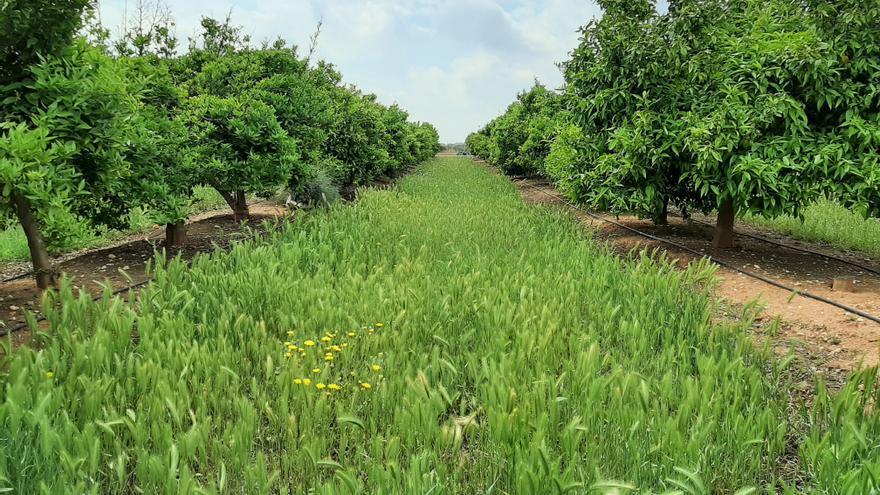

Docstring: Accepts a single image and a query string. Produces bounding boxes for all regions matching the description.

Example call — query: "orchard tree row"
[468,0,879,248]
[1,1,441,289]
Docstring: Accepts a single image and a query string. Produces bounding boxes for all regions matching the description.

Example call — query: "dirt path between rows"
[0,203,287,349]
[511,174,880,375]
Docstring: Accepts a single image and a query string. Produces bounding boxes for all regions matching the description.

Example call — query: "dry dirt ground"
[511,174,880,376]
[0,203,287,350]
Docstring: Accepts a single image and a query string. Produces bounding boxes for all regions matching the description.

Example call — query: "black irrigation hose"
[0,233,260,338]
[0,199,274,285]
[1,275,151,338]
[666,209,880,278]
[513,178,880,326]
[0,200,278,338]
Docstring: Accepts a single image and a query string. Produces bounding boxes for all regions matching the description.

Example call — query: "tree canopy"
[0,7,440,288]
[468,0,880,247]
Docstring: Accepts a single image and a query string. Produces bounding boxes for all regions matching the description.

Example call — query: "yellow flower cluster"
[283,323,387,396]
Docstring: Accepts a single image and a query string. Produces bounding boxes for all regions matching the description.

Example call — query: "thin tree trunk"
[218,189,249,222]
[165,221,187,248]
[713,198,736,249]
[11,192,56,289]
[655,197,669,225]
[233,191,248,222]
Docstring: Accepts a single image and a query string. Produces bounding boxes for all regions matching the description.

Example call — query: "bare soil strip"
[512,175,880,373]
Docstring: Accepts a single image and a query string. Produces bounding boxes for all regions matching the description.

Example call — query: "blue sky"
[96,0,607,142]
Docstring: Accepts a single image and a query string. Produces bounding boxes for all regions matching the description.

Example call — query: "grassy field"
[743,199,880,258]
[1,157,878,493]
[0,187,229,264]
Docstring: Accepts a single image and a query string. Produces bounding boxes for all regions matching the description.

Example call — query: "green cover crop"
[1,158,878,493]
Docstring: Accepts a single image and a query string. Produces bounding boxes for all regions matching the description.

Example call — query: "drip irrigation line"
[3,269,161,338]
[0,200,278,338]
[0,199,274,285]
[513,178,880,326]
[0,233,256,338]
[666,209,880,278]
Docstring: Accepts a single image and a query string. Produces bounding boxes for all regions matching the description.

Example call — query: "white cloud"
[96,0,603,142]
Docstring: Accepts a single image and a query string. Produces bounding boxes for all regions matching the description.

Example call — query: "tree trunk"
[11,192,57,289]
[712,198,736,249]
[165,221,187,248]
[233,191,248,222]
[655,198,669,225]
[219,189,249,222]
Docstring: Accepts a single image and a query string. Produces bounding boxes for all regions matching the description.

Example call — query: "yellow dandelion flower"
[347,332,356,337]
[360,382,372,390]
[46,371,54,379]
[328,383,342,391]
[312,368,321,374]
[293,378,303,385]
[371,364,382,372]
[324,355,334,362]
[331,345,342,352]
[287,331,294,336]
[284,341,292,347]
[321,336,332,343]
[316,383,326,390]
[285,352,292,359]
[303,378,312,386]
[376,323,384,328]
[304,340,316,347]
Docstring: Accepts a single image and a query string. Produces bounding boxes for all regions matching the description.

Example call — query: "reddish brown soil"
[0,203,287,349]
[513,175,880,373]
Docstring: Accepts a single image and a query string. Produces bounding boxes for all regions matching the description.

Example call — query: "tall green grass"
[744,199,880,258]
[1,158,877,493]
[0,187,230,263]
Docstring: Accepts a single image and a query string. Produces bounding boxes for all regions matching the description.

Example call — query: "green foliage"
[474,0,880,233]
[252,71,333,167]
[0,7,439,284]
[121,57,197,226]
[0,0,91,84]
[323,92,392,188]
[465,132,494,160]
[178,95,299,201]
[0,186,229,263]
[0,123,82,248]
[190,13,252,56]
[1,158,877,492]
[3,43,144,232]
[469,83,562,175]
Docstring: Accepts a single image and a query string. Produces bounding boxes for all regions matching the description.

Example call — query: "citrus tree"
[482,0,879,248]
[121,57,199,247]
[1,43,139,288]
[178,95,299,221]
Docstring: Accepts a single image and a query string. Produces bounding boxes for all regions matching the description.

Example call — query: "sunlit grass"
[744,199,880,258]
[0,225,30,262]
[1,158,877,493]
